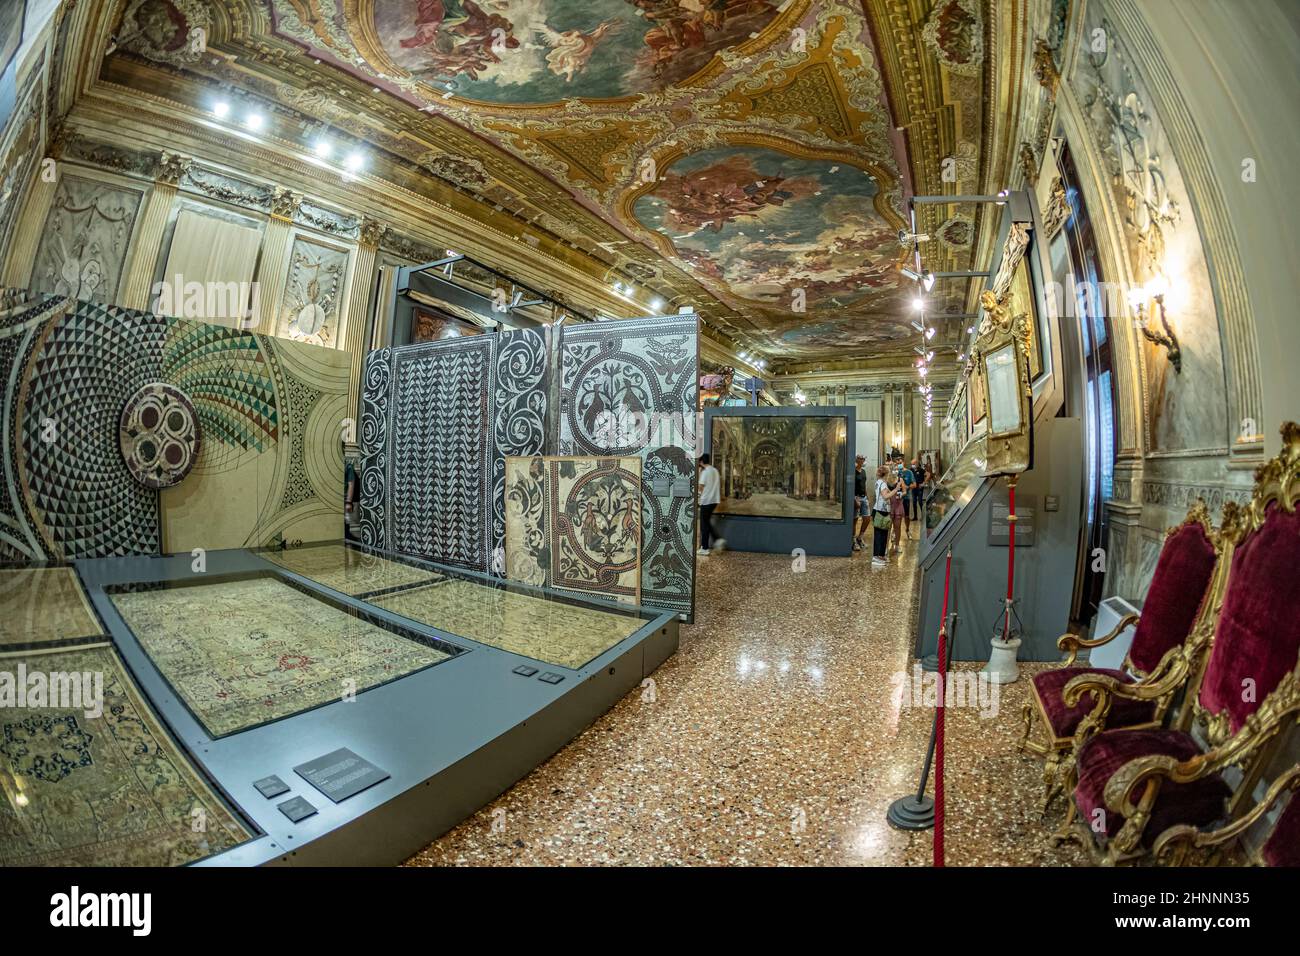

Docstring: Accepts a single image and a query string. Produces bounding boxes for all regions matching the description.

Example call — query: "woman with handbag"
[871,465,894,568]
[887,468,906,553]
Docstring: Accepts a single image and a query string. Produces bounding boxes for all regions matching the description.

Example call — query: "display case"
[3,543,678,867]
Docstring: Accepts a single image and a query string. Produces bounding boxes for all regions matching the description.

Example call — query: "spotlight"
[344,151,365,172]
[313,140,332,158]
[651,297,665,311]
[922,271,936,292]
[446,249,457,257]
[910,320,926,334]
[213,101,230,119]
[925,327,935,339]
[245,112,264,131]
[901,267,921,282]
[912,297,926,311]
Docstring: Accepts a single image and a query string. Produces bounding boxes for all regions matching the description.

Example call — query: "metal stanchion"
[887,547,956,833]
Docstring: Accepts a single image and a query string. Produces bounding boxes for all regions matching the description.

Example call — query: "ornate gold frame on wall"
[973,289,1033,477]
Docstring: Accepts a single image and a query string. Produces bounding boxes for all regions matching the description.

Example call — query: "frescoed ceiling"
[91,0,999,371]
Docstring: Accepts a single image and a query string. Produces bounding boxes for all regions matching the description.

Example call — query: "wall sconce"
[1127,274,1182,373]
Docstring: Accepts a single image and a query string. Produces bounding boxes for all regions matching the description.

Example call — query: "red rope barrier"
[934,546,952,867]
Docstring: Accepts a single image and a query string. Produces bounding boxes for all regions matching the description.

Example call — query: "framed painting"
[711,414,847,520]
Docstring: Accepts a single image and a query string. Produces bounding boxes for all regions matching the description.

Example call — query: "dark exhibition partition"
[703,405,855,558]
[358,313,700,621]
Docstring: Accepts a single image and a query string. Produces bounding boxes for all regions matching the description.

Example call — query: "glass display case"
[109,572,462,738]
[4,543,677,867]
[266,541,650,670]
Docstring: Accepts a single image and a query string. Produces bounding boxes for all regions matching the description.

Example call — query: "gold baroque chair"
[1056,422,1300,864]
[1152,763,1300,865]
[1018,499,1223,811]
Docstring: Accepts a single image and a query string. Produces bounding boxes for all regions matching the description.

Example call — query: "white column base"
[980,636,1022,684]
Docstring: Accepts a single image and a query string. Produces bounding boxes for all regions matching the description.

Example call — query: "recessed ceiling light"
[313,140,332,158]
[344,152,364,172]
[245,112,264,131]
[213,101,230,119]
[650,298,664,311]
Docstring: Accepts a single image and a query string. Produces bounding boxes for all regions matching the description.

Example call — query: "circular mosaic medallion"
[119,383,201,489]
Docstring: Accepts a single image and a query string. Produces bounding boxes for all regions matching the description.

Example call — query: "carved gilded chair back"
[1121,498,1222,680]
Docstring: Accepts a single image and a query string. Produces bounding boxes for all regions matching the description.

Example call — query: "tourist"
[871,465,893,567]
[888,467,906,552]
[910,457,925,524]
[898,458,916,538]
[697,454,724,555]
[853,454,869,551]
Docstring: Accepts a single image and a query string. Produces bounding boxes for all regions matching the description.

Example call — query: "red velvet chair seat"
[1031,666,1157,739]
[1262,795,1300,867]
[1075,729,1230,844]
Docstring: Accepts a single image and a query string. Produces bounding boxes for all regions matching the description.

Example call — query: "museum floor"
[406,536,1087,867]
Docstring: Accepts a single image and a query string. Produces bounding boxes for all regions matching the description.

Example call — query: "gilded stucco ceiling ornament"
[937,214,975,252]
[416,152,491,189]
[921,0,985,77]
[1033,38,1061,100]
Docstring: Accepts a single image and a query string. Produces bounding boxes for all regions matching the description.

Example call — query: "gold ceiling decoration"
[89,0,1004,370]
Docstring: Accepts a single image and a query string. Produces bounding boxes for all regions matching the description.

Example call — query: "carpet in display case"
[0,644,252,866]
[262,543,439,596]
[372,578,644,670]
[558,315,699,618]
[0,567,103,649]
[358,326,548,572]
[110,576,455,737]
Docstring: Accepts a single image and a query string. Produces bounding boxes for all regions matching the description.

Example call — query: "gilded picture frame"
[974,290,1033,476]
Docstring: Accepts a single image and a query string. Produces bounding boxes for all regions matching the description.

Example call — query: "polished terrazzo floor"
[406,534,1087,866]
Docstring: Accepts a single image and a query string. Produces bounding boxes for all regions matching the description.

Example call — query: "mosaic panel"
[546,457,641,604]
[1,291,347,560]
[503,455,547,587]
[358,326,549,573]
[559,315,698,618]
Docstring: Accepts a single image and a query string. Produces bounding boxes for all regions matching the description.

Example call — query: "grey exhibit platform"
[73,543,678,866]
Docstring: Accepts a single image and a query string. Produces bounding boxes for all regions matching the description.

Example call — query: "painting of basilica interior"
[711,415,847,520]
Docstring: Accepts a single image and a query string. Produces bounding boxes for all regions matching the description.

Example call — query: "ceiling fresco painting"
[352,0,785,102]
[630,145,911,355]
[94,0,994,369]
